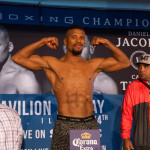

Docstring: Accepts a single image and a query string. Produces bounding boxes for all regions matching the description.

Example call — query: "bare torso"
[11,31,131,117]
[44,57,99,118]
[0,71,19,94]
[0,56,41,94]
[0,69,40,94]
[11,33,131,117]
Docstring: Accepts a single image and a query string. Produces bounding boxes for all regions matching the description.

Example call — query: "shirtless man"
[12,25,131,149]
[63,35,118,94]
[0,25,41,94]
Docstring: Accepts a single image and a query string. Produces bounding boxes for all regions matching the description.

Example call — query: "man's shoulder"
[11,68,39,91]
[13,69,35,81]
[88,57,104,62]
[11,61,35,78]
[87,58,105,68]
[42,56,60,62]
[9,60,33,74]
[15,68,34,76]
[127,79,140,88]
[130,79,140,84]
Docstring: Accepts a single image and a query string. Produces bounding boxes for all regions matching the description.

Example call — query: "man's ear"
[90,45,95,54]
[8,42,14,53]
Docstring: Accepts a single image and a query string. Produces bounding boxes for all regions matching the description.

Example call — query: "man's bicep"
[100,57,125,72]
[93,57,116,72]
[12,55,48,70]
[25,55,49,70]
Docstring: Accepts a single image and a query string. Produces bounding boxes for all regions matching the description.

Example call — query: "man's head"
[136,54,150,81]
[64,25,85,56]
[63,34,95,59]
[0,25,13,63]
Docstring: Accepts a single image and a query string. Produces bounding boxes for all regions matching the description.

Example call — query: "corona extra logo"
[81,132,91,139]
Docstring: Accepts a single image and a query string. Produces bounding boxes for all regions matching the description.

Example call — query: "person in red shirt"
[121,53,150,150]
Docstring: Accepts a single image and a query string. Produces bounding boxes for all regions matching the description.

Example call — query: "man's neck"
[139,78,150,83]
[64,53,85,64]
[0,55,9,72]
[0,55,17,74]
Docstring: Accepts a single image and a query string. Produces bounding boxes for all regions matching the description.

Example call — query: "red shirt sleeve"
[120,83,133,140]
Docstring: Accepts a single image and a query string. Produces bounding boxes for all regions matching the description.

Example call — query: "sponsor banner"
[0,94,125,150]
[0,4,150,29]
[0,94,57,150]
[1,24,150,94]
[70,130,100,150]
[0,5,146,150]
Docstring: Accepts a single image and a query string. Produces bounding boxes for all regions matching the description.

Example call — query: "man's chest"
[59,66,95,81]
[46,61,99,86]
[0,73,17,94]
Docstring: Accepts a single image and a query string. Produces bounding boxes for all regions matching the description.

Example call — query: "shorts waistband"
[57,115,95,122]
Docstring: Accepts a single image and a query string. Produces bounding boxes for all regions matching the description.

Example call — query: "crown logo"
[81,132,91,139]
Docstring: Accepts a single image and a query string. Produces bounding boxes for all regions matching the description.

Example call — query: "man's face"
[65,29,85,56]
[0,30,9,63]
[138,63,150,81]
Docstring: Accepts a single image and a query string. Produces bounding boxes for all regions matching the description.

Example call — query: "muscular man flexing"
[63,35,119,95]
[12,25,130,149]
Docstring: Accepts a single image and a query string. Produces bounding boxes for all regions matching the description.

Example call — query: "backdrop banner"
[0,94,125,150]
[1,24,149,94]
[0,3,147,150]
[0,4,150,29]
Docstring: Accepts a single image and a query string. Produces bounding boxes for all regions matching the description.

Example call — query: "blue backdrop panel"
[0,94,124,150]
[0,4,150,29]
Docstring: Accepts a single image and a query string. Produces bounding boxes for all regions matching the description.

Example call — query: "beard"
[71,47,82,56]
[72,49,82,55]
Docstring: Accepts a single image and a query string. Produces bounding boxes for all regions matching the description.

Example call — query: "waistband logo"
[70,130,100,150]
[81,132,91,139]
